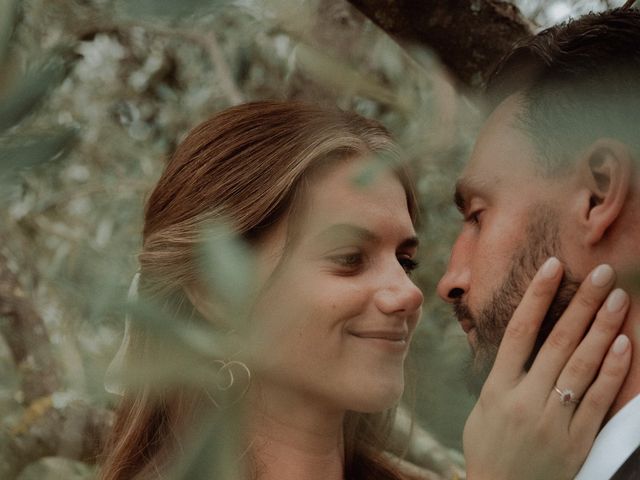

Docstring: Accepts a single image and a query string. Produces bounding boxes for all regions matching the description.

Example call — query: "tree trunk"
[0,252,60,403]
[347,0,533,90]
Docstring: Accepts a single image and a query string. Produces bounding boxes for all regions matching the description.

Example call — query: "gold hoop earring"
[206,359,251,409]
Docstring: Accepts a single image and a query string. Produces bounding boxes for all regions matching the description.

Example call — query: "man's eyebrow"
[454,183,466,214]
[454,176,487,214]
[314,223,419,249]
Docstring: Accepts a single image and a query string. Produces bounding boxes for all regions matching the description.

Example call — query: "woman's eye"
[398,256,419,275]
[331,253,364,271]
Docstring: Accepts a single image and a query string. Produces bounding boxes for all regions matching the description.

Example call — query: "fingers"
[549,288,629,410]
[571,334,631,439]
[527,264,616,390]
[489,257,563,385]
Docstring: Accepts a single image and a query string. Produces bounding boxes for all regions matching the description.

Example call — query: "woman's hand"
[464,258,632,480]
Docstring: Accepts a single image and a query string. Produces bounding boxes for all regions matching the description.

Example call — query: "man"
[437,8,640,480]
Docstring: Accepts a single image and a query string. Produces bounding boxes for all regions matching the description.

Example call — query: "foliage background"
[0,0,625,478]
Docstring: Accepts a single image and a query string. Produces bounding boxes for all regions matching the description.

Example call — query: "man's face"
[437,95,580,394]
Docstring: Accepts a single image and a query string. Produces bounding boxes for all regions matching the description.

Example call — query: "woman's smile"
[346,327,410,352]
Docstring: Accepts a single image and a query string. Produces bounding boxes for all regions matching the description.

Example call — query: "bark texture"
[0,398,114,479]
[0,252,60,403]
[347,0,534,90]
[0,251,114,478]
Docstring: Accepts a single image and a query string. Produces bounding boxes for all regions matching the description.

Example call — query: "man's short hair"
[486,8,640,175]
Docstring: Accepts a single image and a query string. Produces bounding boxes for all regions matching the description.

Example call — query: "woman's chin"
[348,380,404,413]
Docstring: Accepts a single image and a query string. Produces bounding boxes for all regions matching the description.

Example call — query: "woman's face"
[246,157,424,414]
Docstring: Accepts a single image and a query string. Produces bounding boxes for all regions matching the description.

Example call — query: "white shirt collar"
[574,393,640,480]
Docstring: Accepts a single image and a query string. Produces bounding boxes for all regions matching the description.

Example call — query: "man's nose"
[374,266,424,316]
[437,241,471,304]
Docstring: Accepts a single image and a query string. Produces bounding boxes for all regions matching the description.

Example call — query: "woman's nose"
[374,267,424,315]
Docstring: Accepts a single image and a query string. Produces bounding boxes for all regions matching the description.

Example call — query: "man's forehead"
[474,94,528,152]
[465,94,539,181]
[455,174,494,198]
[484,93,527,130]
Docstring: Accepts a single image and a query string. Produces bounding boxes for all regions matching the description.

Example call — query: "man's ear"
[577,138,633,246]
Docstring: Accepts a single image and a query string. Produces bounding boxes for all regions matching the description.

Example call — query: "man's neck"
[608,295,640,417]
[246,382,346,480]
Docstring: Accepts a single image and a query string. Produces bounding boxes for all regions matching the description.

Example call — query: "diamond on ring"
[554,385,580,405]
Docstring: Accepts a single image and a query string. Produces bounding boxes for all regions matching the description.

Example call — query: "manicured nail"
[612,334,630,355]
[606,288,628,312]
[541,257,561,278]
[591,264,614,287]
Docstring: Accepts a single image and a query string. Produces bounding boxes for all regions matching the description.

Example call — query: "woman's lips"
[349,330,408,341]
[348,330,410,352]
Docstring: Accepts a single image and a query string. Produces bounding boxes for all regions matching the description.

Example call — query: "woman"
[100,101,631,480]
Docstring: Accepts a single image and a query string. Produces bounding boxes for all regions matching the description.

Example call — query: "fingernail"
[591,264,614,287]
[612,334,630,355]
[606,288,628,312]
[541,257,561,278]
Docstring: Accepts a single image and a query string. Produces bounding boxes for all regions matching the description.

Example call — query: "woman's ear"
[577,138,633,246]
[184,283,226,328]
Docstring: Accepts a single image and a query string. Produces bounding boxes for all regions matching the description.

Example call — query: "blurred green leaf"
[352,150,399,188]
[199,223,256,324]
[116,0,232,20]
[108,296,227,394]
[0,129,77,181]
[16,457,95,480]
[0,0,17,69]
[294,42,408,111]
[113,339,221,393]
[168,409,243,480]
[0,53,72,134]
[126,296,224,359]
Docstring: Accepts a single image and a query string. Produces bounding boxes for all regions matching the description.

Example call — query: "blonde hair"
[100,101,418,480]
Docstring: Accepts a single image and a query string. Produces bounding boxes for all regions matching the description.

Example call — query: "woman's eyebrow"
[314,224,378,244]
[313,223,419,248]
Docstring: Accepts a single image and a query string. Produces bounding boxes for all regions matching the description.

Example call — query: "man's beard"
[455,209,580,396]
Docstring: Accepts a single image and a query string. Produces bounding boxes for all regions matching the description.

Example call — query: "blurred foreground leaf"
[0,0,17,69]
[168,409,244,480]
[0,51,74,134]
[16,457,94,480]
[294,42,408,110]
[126,297,224,360]
[0,129,77,181]
[112,339,222,393]
[107,296,226,394]
[352,150,399,188]
[199,223,256,325]
[116,0,232,20]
